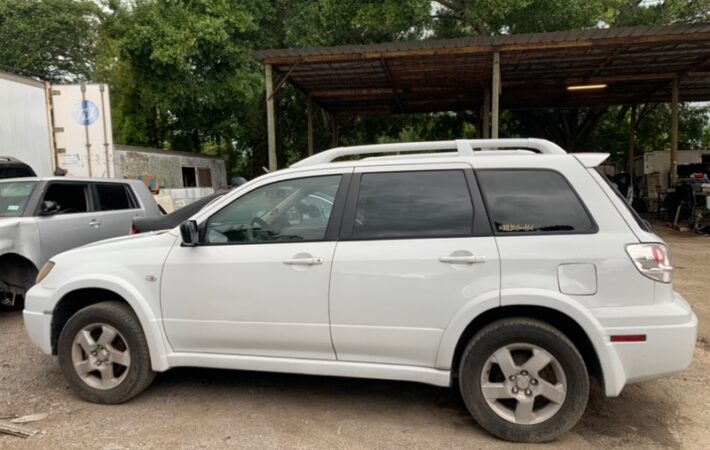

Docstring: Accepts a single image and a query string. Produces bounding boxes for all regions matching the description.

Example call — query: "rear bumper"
[593,291,697,396]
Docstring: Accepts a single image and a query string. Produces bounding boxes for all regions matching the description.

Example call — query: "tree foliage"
[1,0,708,176]
[0,0,100,82]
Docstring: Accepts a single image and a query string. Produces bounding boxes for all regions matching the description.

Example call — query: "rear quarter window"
[95,183,136,211]
[477,169,597,234]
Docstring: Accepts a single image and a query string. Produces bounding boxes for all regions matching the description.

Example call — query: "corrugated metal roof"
[254,24,709,62]
[254,24,710,113]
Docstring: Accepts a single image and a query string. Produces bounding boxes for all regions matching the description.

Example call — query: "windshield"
[0,181,36,217]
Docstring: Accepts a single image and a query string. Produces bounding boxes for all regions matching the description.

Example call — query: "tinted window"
[204,175,341,244]
[352,170,473,239]
[96,184,133,211]
[595,169,650,232]
[0,166,35,179]
[478,170,595,234]
[43,183,89,214]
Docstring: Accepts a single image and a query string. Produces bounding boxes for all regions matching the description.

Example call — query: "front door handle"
[283,257,324,266]
[439,254,485,264]
[88,219,102,229]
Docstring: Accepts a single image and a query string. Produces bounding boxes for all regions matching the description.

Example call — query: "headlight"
[36,261,55,284]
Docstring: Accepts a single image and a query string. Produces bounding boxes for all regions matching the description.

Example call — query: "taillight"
[129,224,139,235]
[626,243,672,283]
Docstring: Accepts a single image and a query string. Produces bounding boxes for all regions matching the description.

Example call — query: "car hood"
[52,229,179,267]
[82,229,172,249]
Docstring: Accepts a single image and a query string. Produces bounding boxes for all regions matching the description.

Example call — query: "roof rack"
[290,138,566,168]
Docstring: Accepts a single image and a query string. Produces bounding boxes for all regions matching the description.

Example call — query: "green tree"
[0,0,100,82]
[96,0,268,160]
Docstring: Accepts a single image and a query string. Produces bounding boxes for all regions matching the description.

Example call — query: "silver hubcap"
[480,343,567,425]
[71,323,131,390]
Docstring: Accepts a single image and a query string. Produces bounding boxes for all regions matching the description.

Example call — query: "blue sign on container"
[73,100,99,126]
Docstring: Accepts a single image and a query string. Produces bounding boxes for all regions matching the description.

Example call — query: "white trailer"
[51,83,115,178]
[0,71,55,176]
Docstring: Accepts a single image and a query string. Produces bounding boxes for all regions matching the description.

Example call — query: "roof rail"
[290,138,566,168]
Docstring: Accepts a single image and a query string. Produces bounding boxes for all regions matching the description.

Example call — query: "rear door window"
[477,169,596,234]
[350,170,474,239]
[42,183,90,214]
[95,183,135,211]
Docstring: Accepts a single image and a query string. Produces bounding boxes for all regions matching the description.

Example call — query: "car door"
[160,169,351,360]
[329,163,500,367]
[34,181,103,263]
[92,182,144,239]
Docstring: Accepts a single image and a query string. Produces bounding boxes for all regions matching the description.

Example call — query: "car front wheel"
[57,301,155,404]
[458,318,589,443]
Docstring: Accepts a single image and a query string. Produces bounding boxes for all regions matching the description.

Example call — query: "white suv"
[24,139,697,443]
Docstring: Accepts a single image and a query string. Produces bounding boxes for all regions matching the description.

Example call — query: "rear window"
[95,183,135,211]
[351,170,474,239]
[595,169,651,232]
[478,169,596,234]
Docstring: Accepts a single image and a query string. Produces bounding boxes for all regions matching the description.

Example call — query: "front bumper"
[23,284,56,355]
[593,291,698,396]
[23,310,53,355]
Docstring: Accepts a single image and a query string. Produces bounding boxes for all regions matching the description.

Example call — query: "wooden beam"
[268,61,301,101]
[482,86,490,139]
[310,88,404,98]
[671,77,679,185]
[628,104,636,176]
[491,52,501,138]
[307,98,314,156]
[265,64,277,172]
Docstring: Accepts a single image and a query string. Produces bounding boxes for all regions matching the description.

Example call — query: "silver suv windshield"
[0,181,36,217]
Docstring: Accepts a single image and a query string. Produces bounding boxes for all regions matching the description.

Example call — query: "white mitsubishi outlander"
[24,139,697,443]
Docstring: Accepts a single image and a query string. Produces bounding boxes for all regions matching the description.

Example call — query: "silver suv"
[1,177,160,306]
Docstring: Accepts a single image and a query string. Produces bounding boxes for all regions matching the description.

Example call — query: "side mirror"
[39,200,61,216]
[180,220,200,247]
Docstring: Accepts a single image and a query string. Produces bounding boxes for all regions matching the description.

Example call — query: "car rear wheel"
[458,318,589,443]
[58,301,155,404]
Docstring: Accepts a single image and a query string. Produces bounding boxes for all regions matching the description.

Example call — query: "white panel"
[0,77,53,176]
[52,84,115,178]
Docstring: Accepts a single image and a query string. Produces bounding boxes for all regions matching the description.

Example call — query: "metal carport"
[254,23,710,179]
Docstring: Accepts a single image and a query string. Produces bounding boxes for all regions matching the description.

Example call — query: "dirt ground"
[1,224,709,449]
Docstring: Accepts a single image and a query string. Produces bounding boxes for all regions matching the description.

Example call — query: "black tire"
[458,318,589,443]
[57,301,156,404]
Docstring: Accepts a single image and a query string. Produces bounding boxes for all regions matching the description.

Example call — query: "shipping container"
[51,83,114,178]
[0,70,55,176]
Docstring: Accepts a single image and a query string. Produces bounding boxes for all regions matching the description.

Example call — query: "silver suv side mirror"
[180,220,199,247]
[39,200,61,216]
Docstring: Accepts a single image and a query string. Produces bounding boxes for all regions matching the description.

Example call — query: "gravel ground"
[1,224,708,449]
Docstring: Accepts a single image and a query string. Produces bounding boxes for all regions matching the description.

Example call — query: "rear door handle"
[88,219,102,228]
[283,257,324,266]
[439,255,485,264]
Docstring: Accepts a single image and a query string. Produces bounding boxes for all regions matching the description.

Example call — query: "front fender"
[38,274,171,371]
